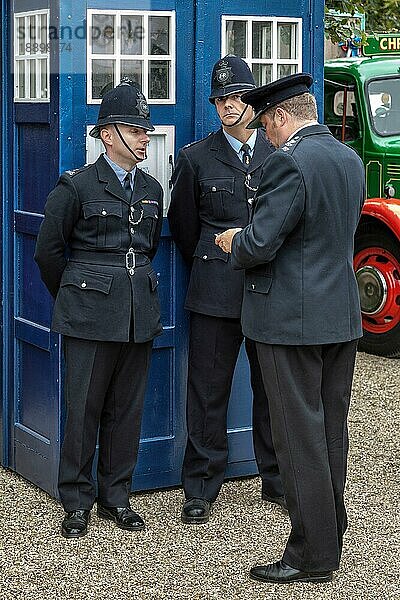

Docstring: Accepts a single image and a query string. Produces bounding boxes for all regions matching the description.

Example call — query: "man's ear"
[100,126,113,148]
[274,107,286,125]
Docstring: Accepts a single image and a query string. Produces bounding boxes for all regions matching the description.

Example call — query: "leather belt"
[69,249,150,275]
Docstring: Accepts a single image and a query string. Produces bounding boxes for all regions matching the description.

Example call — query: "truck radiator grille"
[386,164,400,177]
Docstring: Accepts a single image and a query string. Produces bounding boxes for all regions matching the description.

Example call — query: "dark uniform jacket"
[35,154,163,343]
[168,128,274,318]
[231,124,365,345]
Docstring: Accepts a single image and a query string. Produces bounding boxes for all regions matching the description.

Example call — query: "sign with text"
[363,35,400,56]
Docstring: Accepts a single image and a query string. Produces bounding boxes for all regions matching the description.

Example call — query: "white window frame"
[87,9,176,105]
[221,16,302,83]
[14,9,50,102]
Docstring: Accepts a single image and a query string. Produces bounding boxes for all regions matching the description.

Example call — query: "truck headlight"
[384,185,396,198]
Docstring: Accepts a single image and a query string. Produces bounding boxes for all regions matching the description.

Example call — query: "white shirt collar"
[223,129,257,155]
[103,153,136,190]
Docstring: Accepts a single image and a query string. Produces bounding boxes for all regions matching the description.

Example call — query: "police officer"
[35,83,163,538]
[168,56,284,524]
[216,74,365,583]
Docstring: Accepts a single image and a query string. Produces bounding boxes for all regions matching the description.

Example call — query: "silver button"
[251,284,255,290]
[130,228,135,234]
[211,186,217,192]
[101,209,107,215]
[203,255,208,260]
[248,198,254,204]
[81,281,87,288]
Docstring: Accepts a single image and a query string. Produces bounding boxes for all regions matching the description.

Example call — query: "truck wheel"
[354,225,400,358]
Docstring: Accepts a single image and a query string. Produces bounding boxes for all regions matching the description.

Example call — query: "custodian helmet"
[89,82,155,138]
[209,55,256,104]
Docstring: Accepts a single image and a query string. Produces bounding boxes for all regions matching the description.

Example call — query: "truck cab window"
[368,78,400,136]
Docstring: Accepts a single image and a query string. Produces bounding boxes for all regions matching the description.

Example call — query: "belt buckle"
[126,248,135,275]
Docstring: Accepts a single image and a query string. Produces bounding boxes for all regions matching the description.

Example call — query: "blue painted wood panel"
[17,342,53,439]
[16,232,52,325]
[140,348,174,440]
[17,124,57,213]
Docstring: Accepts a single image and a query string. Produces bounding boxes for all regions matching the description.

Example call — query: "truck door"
[324,77,364,161]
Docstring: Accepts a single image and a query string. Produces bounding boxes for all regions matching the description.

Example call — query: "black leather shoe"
[61,510,90,539]
[262,493,288,512]
[250,560,333,584]
[181,498,211,524]
[97,504,145,531]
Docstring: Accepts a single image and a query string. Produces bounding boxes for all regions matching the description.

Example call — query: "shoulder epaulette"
[280,135,302,153]
[64,164,91,177]
[182,131,213,150]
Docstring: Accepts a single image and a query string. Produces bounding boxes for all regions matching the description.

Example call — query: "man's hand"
[215,228,242,253]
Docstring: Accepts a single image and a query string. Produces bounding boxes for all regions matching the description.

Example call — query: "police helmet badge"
[89,79,155,137]
[135,91,150,118]
[215,60,233,87]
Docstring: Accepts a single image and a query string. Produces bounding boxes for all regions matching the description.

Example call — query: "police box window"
[222,16,302,86]
[87,10,175,104]
[14,10,50,102]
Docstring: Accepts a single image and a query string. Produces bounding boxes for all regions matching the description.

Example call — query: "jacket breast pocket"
[138,202,159,244]
[199,177,234,220]
[82,200,123,249]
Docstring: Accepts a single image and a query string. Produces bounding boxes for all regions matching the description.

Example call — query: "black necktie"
[241,143,251,166]
[123,172,132,201]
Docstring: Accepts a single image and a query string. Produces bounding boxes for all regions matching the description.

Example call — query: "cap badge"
[135,92,150,118]
[215,60,233,86]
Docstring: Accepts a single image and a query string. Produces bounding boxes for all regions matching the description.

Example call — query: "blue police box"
[0,0,324,496]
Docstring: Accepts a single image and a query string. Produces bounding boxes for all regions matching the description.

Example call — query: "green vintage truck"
[325,35,400,358]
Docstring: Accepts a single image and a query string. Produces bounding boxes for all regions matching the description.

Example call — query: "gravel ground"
[0,351,399,600]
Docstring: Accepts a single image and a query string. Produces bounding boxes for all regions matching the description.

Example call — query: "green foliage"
[325,1,399,44]
[366,0,400,31]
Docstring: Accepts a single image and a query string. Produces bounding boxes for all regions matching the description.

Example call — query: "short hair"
[265,92,318,121]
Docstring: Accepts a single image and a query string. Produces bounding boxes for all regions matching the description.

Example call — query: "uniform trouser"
[182,312,283,503]
[256,340,358,572]
[58,336,152,512]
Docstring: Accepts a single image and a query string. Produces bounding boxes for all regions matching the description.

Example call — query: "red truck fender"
[361,196,400,240]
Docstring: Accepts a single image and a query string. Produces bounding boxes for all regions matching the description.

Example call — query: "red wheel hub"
[354,246,400,334]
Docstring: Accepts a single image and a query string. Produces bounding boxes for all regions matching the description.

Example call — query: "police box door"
[194,0,323,478]
[8,0,197,495]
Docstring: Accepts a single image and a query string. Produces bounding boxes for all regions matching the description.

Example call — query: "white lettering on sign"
[379,37,400,51]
